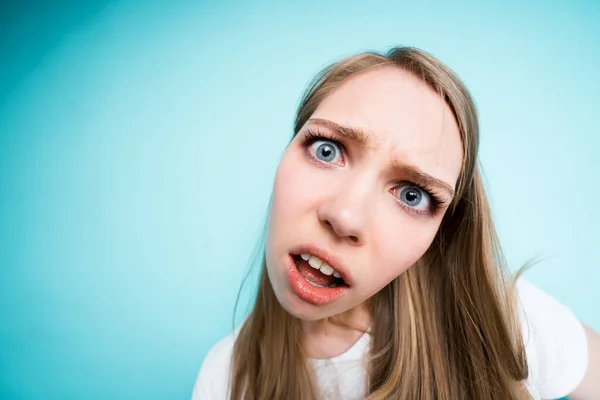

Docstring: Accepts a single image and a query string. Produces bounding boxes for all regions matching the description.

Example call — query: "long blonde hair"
[230,47,531,399]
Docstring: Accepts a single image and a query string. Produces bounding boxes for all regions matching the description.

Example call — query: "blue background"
[0,1,598,398]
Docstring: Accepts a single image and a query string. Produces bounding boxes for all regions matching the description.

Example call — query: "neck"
[300,304,371,359]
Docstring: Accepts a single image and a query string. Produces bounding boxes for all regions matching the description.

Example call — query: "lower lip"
[286,254,349,306]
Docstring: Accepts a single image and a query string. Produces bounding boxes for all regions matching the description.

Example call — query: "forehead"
[310,66,463,188]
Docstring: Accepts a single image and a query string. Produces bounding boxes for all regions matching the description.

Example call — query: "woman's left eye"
[392,183,432,214]
[308,139,344,165]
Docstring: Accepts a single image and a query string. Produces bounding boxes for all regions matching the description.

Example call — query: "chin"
[283,295,334,321]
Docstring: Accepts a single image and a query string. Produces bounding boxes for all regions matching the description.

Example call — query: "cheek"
[271,157,300,218]
[267,150,312,241]
[368,217,439,284]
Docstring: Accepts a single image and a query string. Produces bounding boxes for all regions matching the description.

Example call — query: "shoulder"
[516,278,589,399]
[191,331,238,400]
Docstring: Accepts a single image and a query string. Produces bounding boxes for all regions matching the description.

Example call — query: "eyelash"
[300,128,446,217]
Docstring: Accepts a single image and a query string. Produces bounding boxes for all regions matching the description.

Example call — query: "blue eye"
[394,184,432,214]
[309,140,343,165]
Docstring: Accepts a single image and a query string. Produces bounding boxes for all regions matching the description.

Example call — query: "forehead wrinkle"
[309,68,462,192]
[385,119,459,198]
[308,111,458,194]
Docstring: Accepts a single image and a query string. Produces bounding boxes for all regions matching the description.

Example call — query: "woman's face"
[266,66,464,321]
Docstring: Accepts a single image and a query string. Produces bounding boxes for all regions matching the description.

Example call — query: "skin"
[265,66,463,358]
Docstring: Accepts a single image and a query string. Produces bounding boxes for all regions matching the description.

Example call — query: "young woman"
[192,47,599,399]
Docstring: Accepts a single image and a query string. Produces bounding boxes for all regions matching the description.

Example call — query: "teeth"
[320,262,334,276]
[300,253,343,280]
[307,255,323,269]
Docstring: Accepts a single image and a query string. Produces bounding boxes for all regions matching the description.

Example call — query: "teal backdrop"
[0,1,598,399]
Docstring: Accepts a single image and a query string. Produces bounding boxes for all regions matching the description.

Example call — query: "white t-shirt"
[191,278,588,399]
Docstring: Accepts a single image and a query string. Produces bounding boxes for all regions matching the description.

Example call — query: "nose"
[317,184,369,246]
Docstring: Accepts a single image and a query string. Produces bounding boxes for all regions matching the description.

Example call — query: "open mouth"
[293,254,348,289]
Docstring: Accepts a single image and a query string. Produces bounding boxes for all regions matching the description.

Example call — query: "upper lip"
[290,243,354,286]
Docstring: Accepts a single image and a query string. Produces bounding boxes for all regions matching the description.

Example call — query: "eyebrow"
[308,118,373,147]
[306,118,456,199]
[389,159,455,199]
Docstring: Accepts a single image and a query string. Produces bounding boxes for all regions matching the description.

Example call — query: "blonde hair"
[230,47,531,399]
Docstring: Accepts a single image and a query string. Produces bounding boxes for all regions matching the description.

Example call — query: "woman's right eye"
[308,139,344,165]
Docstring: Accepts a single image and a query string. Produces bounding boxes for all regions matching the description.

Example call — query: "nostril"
[321,217,360,243]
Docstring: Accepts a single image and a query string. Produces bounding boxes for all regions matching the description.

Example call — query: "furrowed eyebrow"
[306,118,373,148]
[390,159,455,199]
[305,117,456,200]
